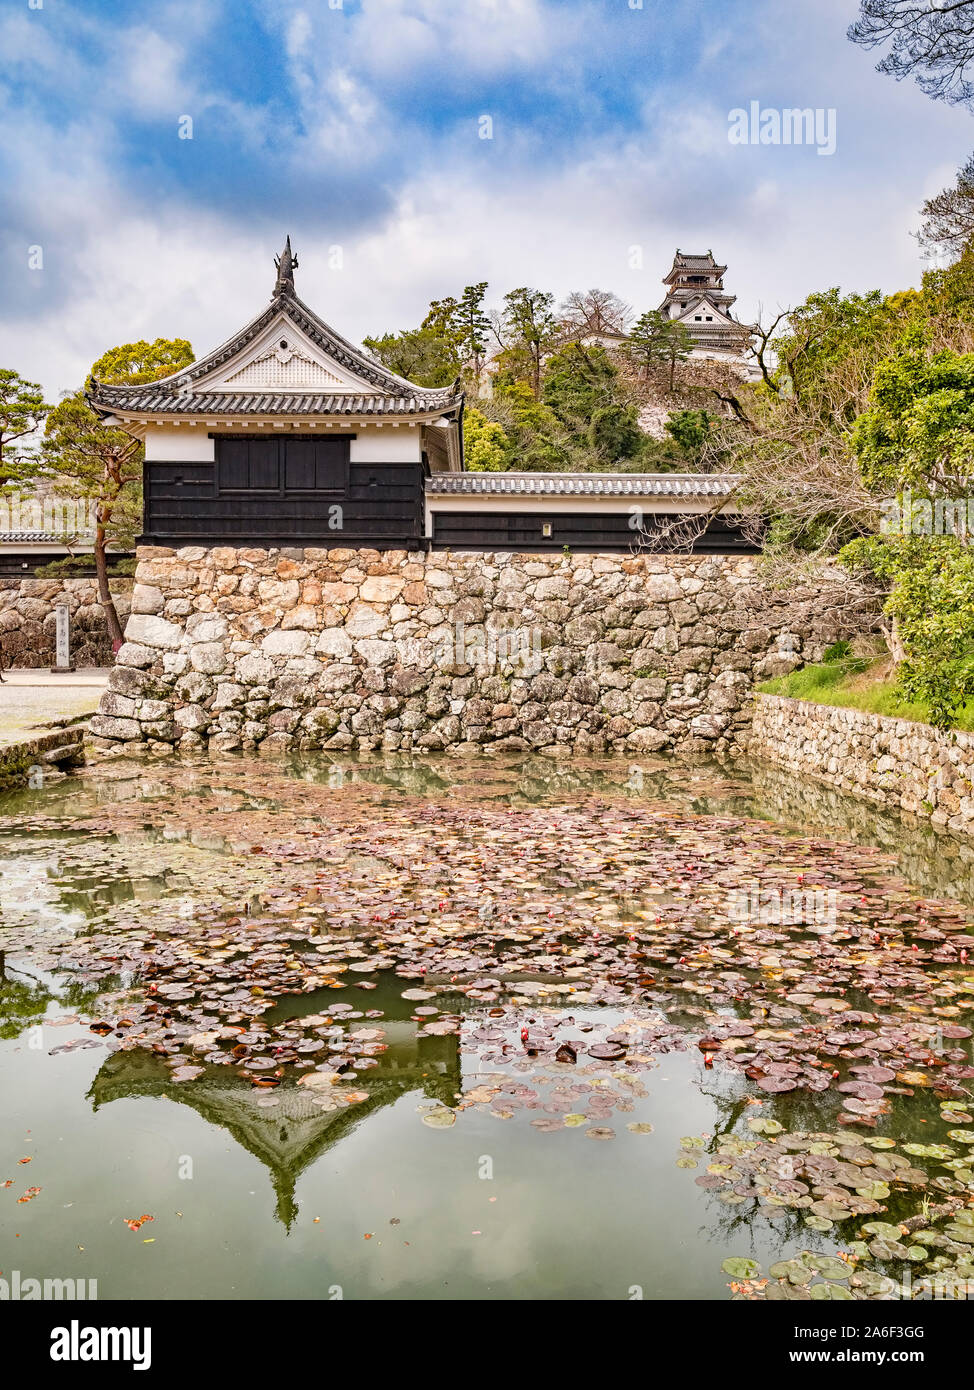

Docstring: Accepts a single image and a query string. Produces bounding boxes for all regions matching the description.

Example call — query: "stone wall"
[750,694,974,837]
[88,545,868,758]
[0,577,132,669]
[746,756,974,902]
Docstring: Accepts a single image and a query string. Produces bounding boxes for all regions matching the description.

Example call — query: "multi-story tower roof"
[658,249,752,359]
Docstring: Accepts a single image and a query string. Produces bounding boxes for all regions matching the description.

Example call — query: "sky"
[1,0,973,400]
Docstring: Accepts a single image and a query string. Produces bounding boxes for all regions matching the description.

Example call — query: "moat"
[1,751,973,1301]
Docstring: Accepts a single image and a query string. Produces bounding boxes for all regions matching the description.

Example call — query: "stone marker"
[51,603,76,673]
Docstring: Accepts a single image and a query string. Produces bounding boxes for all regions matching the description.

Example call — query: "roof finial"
[273,236,298,297]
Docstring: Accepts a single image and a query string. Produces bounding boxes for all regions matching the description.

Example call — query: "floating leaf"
[810,1281,853,1300]
[770,1258,813,1285]
[421,1109,456,1128]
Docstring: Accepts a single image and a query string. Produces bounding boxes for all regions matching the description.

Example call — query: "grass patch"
[756,653,974,732]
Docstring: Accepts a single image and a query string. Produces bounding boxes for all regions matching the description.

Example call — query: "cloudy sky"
[2,0,972,399]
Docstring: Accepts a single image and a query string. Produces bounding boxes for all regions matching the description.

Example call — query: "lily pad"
[809,1281,853,1300]
[855,1181,891,1200]
[748,1118,785,1135]
[421,1108,457,1128]
[770,1258,813,1285]
[802,1252,850,1280]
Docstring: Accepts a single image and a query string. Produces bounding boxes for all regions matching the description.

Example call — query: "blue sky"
[2,0,973,399]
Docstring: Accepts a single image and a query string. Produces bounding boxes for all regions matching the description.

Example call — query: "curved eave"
[87,287,461,414]
[86,398,464,433]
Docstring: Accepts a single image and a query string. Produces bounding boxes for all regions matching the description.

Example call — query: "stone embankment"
[751,694,974,838]
[89,545,863,758]
[0,577,131,668]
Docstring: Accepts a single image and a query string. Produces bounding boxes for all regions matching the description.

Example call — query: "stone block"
[125,613,184,650]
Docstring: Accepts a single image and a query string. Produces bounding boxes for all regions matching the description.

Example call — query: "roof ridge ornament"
[273,236,299,298]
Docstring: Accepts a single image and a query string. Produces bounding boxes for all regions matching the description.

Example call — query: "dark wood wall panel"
[0,552,134,578]
[143,460,426,546]
[431,511,760,553]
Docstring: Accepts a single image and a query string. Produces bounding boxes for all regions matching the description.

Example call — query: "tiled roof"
[668,250,727,274]
[88,276,463,420]
[86,390,454,417]
[427,472,739,498]
[0,529,92,544]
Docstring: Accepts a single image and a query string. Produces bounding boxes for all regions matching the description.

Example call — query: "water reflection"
[90,1026,462,1230]
[3,749,974,1300]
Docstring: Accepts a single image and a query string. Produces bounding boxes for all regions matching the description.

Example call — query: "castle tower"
[658,250,754,370]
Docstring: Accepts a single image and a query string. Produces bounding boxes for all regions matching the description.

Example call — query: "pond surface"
[2,751,974,1301]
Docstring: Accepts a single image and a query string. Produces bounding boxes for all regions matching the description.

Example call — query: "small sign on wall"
[51,603,75,673]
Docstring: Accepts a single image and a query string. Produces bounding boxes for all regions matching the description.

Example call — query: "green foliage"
[588,403,643,463]
[853,345,974,493]
[423,283,491,383]
[33,554,134,579]
[41,337,192,641]
[0,368,49,484]
[90,338,194,386]
[490,381,568,470]
[489,341,647,469]
[920,244,974,328]
[362,326,460,388]
[367,284,490,390]
[543,344,643,464]
[664,408,713,460]
[842,535,974,727]
[499,287,559,396]
[726,158,974,732]
[42,395,144,549]
[757,652,974,732]
[367,282,656,469]
[625,310,691,388]
[463,406,512,472]
[771,288,908,418]
[0,973,53,1042]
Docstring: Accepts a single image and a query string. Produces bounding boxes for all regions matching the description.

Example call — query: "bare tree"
[849,1,974,107]
[558,289,632,340]
[918,153,974,257]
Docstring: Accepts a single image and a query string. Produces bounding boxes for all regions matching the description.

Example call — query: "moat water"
[1,751,973,1300]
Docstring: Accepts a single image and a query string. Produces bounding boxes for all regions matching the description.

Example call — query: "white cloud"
[3,0,974,403]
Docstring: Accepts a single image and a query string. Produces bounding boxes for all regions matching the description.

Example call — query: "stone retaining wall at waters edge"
[0,578,132,668]
[87,545,869,758]
[750,694,974,837]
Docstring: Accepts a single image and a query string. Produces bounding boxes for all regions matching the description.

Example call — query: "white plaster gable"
[194,313,383,395]
[675,297,736,326]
